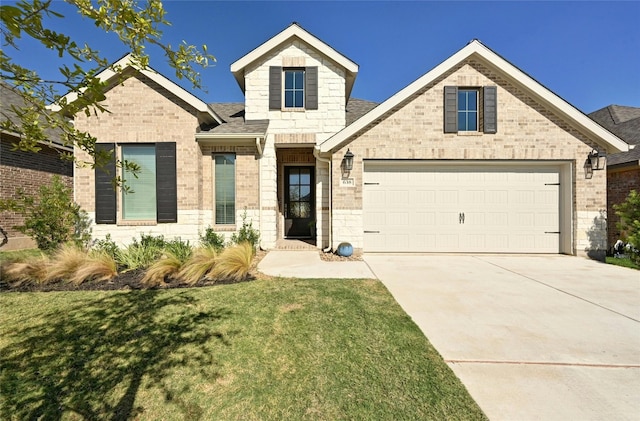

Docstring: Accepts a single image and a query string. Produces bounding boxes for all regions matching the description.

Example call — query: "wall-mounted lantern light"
[342,149,354,172]
[584,157,593,179]
[588,149,606,171]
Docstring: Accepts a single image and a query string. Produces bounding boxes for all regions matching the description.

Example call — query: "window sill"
[117,220,157,227]
[456,131,484,136]
[213,225,237,231]
[281,107,306,112]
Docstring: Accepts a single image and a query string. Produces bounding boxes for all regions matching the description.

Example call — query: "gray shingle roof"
[589,105,640,167]
[0,82,66,148]
[202,98,379,136]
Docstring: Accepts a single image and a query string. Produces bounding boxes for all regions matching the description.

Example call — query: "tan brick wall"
[330,59,607,255]
[607,166,640,248]
[73,71,203,214]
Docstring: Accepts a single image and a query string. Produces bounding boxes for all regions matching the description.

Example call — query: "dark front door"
[285,166,314,238]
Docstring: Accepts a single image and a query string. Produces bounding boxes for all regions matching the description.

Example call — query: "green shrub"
[93,234,119,261]
[230,211,260,250]
[164,238,193,262]
[116,236,164,271]
[0,176,92,252]
[614,189,640,264]
[200,227,225,251]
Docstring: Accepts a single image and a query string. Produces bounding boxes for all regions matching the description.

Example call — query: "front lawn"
[605,256,640,270]
[0,278,486,420]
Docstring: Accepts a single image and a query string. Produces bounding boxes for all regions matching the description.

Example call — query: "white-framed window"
[284,69,305,108]
[457,89,479,132]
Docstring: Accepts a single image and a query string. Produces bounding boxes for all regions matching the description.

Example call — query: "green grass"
[605,256,640,270]
[0,279,486,420]
[0,248,43,263]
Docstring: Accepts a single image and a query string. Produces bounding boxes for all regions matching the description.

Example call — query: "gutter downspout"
[256,137,263,249]
[314,147,332,253]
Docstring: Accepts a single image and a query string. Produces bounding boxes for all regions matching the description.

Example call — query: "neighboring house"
[0,82,73,250]
[63,23,627,260]
[588,105,640,249]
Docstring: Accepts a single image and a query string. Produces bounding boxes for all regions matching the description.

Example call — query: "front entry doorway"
[284,166,314,238]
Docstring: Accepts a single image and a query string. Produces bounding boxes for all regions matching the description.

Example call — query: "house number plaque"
[340,178,355,187]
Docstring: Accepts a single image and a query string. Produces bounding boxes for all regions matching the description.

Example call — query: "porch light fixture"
[342,149,354,172]
[587,149,606,171]
[583,157,593,179]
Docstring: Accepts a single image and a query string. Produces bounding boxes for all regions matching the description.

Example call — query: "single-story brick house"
[0,82,74,250]
[62,23,628,260]
[588,105,639,249]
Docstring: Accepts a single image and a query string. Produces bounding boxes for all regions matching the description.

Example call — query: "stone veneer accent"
[329,59,607,258]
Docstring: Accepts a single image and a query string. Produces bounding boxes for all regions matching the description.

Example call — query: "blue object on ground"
[337,242,353,257]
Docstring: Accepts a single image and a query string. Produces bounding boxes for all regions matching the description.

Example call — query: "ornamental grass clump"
[45,244,87,283]
[177,246,218,285]
[1,254,49,286]
[70,251,118,285]
[142,251,186,287]
[210,242,254,282]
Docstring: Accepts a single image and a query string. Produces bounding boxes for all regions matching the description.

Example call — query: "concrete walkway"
[365,254,640,421]
[257,250,375,279]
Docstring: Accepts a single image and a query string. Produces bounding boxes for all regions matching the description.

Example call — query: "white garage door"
[363,162,561,253]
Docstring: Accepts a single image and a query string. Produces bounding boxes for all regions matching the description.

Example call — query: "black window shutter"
[155,142,177,223]
[269,66,282,110]
[305,66,318,110]
[95,143,117,224]
[444,86,458,133]
[483,86,497,134]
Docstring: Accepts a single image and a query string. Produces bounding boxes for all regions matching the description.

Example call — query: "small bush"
[117,241,163,271]
[614,190,640,264]
[211,242,254,282]
[178,246,218,285]
[230,211,260,250]
[0,176,92,252]
[200,227,225,251]
[164,238,193,262]
[94,234,119,261]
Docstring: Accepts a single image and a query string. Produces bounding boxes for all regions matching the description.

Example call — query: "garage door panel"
[364,163,561,253]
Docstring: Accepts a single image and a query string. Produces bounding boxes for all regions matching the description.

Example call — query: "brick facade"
[607,167,640,248]
[0,136,73,250]
[329,59,607,258]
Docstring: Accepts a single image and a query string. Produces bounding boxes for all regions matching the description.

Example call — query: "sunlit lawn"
[0,278,486,420]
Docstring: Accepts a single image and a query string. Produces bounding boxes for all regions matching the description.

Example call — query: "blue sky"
[7,1,640,113]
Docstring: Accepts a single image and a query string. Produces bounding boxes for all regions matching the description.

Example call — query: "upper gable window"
[458,89,478,131]
[444,86,497,134]
[269,66,318,111]
[284,69,305,108]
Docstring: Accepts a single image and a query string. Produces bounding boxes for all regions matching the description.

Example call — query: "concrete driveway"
[364,254,640,421]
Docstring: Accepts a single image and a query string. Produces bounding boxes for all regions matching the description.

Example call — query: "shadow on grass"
[0,290,231,420]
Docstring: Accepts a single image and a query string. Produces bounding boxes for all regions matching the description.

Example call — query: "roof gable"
[50,54,221,125]
[320,40,629,154]
[230,23,359,99]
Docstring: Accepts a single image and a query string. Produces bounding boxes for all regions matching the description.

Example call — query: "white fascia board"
[231,24,358,74]
[195,132,265,140]
[50,53,221,124]
[321,40,629,154]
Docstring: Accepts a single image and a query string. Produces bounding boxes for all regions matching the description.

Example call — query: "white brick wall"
[332,210,363,250]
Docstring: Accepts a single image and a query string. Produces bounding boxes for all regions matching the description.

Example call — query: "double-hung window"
[284,69,305,108]
[269,66,318,110]
[214,153,236,225]
[457,89,478,132]
[444,86,497,134]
